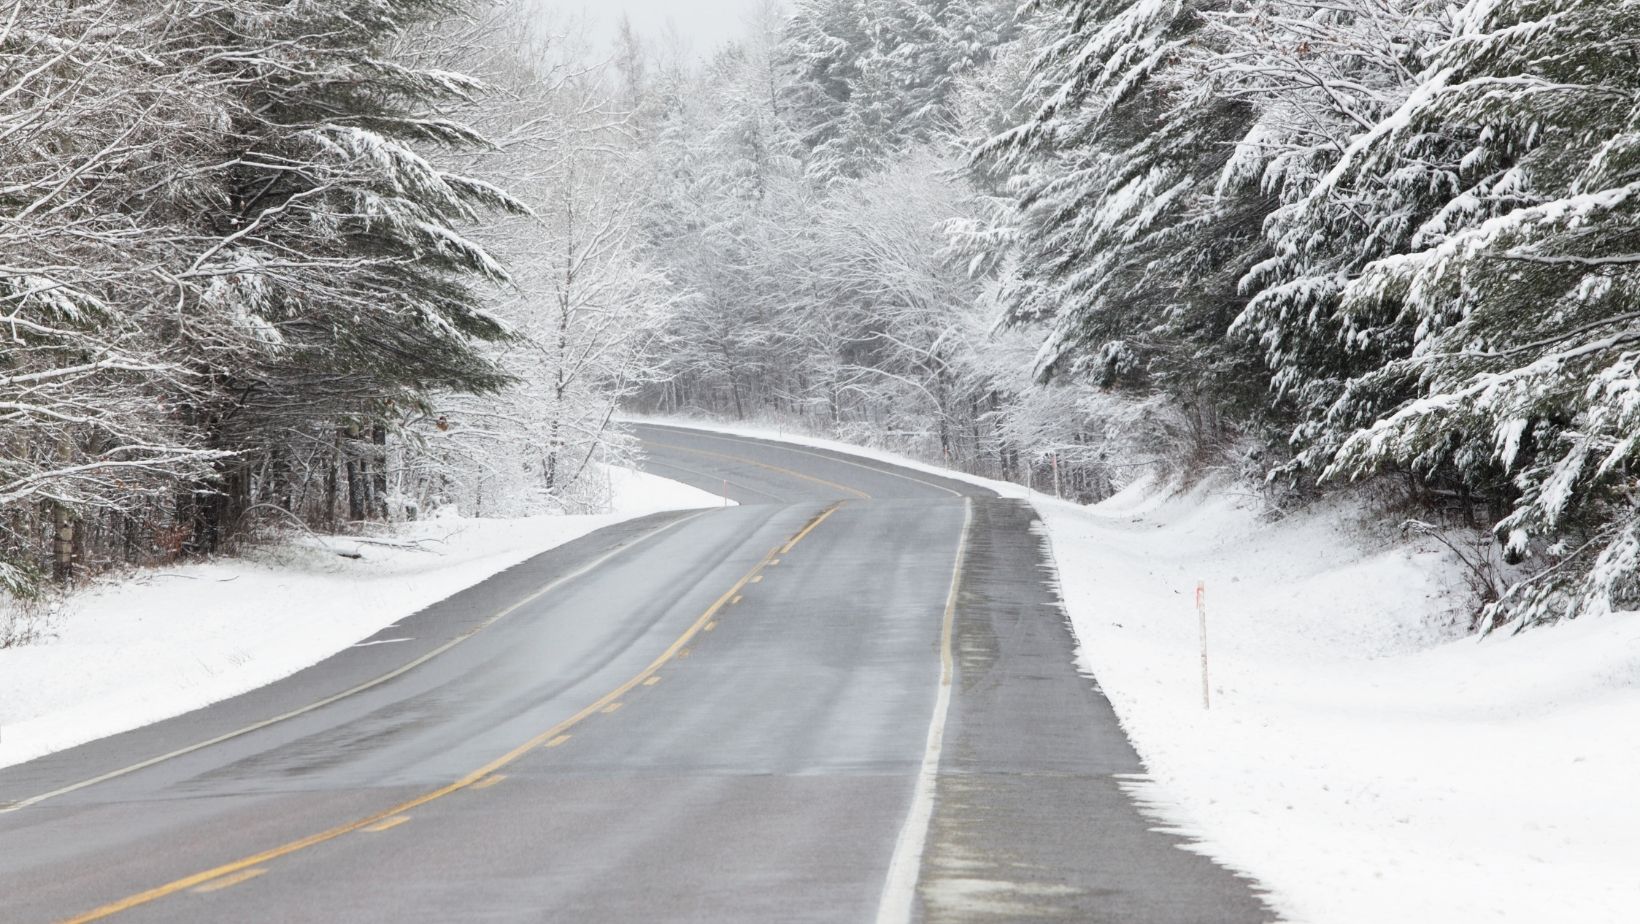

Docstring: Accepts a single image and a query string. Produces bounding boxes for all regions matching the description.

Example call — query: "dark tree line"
[0,1,570,594]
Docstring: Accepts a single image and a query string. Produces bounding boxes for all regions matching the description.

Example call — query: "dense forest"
[4,0,1638,630]
[0,0,662,597]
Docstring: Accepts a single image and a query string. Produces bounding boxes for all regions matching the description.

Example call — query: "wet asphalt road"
[0,424,1270,923]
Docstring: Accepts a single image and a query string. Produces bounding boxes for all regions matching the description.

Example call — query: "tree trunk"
[346,426,367,522]
[324,430,340,531]
[51,439,74,581]
[51,502,73,583]
[370,424,389,519]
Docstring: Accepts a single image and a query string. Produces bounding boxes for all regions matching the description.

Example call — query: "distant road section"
[0,423,1268,923]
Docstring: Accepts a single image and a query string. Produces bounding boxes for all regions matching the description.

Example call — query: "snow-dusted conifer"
[1319,0,1640,625]
[783,0,1015,182]
[984,0,1269,441]
[1222,0,1453,461]
[166,0,530,543]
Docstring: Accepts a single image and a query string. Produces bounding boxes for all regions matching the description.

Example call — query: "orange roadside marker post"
[1196,580,1210,710]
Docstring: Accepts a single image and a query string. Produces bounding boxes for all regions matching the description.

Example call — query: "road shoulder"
[918,497,1273,923]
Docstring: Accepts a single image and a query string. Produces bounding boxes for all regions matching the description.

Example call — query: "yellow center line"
[2,511,708,818]
[732,595,743,605]
[645,441,872,500]
[642,677,661,687]
[472,775,507,790]
[190,869,265,895]
[57,502,844,924]
[780,505,838,554]
[543,735,572,748]
[362,816,411,834]
[600,702,624,714]
[704,621,718,632]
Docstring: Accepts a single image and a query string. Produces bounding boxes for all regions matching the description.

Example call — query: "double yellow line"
[59,503,843,924]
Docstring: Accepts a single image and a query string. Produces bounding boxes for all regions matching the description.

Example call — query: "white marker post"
[1196,580,1210,710]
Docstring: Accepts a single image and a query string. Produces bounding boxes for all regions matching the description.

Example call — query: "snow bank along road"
[0,424,1269,923]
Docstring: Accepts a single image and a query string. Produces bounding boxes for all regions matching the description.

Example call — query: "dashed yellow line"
[780,506,839,554]
[2,512,707,819]
[363,816,411,833]
[642,677,662,687]
[472,775,506,790]
[544,735,572,748]
[56,502,844,924]
[601,702,624,714]
[190,869,265,895]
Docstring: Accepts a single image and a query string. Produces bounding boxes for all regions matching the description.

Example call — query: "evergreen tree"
[1319,0,1640,625]
[985,0,1270,442]
[1223,0,1457,470]
[782,0,877,180]
[783,0,1015,182]
[169,0,530,544]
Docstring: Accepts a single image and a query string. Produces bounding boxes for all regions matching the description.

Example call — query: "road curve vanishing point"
[0,423,1272,923]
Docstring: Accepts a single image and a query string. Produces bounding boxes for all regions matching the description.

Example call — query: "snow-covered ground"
[0,467,724,772]
[606,462,732,514]
[1043,483,1640,924]
[636,417,1640,924]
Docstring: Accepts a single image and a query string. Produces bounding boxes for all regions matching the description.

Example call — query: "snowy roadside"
[0,467,726,772]
[635,416,1640,924]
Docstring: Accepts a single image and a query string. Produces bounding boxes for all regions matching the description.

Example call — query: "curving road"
[0,424,1269,923]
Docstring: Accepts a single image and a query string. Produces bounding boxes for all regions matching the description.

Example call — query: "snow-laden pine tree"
[866,0,1016,148]
[984,0,1271,446]
[166,0,531,543]
[782,0,1016,182]
[781,0,879,180]
[1221,0,1455,467]
[951,9,1203,492]
[1314,0,1640,625]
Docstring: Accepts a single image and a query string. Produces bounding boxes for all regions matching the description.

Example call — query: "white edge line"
[641,424,966,498]
[874,497,973,924]
[0,511,706,815]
